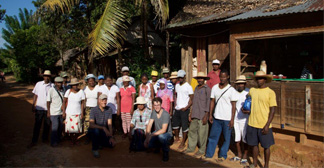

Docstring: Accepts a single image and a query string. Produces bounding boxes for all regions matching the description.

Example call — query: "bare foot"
[178,143,185,150]
[174,137,180,142]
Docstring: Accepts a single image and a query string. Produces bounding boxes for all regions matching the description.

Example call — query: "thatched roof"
[56,48,80,66]
[168,0,308,28]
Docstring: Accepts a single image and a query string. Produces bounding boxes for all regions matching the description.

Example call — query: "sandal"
[230,156,241,162]
[216,157,225,162]
[240,159,248,165]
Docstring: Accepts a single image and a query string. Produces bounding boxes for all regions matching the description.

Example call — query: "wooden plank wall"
[181,37,194,82]
[196,38,207,74]
[208,34,229,73]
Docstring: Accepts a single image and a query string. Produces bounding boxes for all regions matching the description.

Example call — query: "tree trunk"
[166,31,170,68]
[141,0,149,58]
[60,49,64,71]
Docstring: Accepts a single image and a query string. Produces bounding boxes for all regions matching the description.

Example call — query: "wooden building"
[166,0,324,143]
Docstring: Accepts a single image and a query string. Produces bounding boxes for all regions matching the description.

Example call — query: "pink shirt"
[207,70,221,89]
[120,85,136,113]
[160,94,173,113]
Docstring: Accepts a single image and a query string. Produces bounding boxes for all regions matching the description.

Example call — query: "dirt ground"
[0,75,323,167]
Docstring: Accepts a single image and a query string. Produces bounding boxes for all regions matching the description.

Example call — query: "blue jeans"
[50,115,63,145]
[148,132,172,153]
[205,119,232,159]
[32,110,51,143]
[89,128,113,150]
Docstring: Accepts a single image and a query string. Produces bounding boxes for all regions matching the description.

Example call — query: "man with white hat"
[207,59,221,89]
[230,75,250,165]
[184,72,211,157]
[89,94,116,158]
[157,68,174,91]
[247,71,276,168]
[28,70,54,148]
[46,76,65,147]
[173,69,193,150]
[60,71,70,90]
[116,66,136,88]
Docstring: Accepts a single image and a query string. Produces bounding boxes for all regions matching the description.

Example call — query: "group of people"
[28,59,277,167]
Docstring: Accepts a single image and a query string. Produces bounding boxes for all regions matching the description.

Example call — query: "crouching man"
[144,97,173,162]
[89,94,116,158]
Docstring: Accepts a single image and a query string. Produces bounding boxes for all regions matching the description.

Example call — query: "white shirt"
[98,84,120,114]
[32,81,54,110]
[64,89,85,115]
[47,87,64,115]
[149,80,159,94]
[84,85,99,107]
[211,84,238,120]
[235,88,250,123]
[175,82,193,110]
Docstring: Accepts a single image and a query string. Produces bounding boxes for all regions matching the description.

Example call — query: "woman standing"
[138,73,154,109]
[129,97,152,151]
[83,74,98,142]
[63,78,85,145]
[119,76,136,138]
[156,79,174,114]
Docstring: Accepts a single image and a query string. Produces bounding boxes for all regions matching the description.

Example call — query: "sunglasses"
[140,115,142,122]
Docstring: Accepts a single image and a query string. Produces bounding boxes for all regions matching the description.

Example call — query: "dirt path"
[0,76,323,167]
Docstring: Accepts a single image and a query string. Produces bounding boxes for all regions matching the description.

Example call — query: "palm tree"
[41,0,169,58]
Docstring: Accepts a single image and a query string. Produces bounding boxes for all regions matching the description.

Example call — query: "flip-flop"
[240,159,248,165]
[230,156,241,161]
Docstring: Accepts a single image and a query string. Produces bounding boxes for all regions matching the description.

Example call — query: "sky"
[0,0,36,48]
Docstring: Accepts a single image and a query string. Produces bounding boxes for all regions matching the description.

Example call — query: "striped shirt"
[156,78,174,91]
[90,106,113,127]
[131,108,152,131]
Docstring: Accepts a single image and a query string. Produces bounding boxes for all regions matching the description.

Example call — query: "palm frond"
[41,0,79,13]
[88,0,130,56]
[150,0,169,27]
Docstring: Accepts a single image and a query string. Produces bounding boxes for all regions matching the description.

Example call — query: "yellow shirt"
[248,87,277,129]
[190,78,198,91]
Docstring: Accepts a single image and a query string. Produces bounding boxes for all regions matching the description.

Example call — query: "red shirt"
[207,70,221,89]
[120,86,136,113]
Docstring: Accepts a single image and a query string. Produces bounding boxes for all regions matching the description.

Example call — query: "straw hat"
[122,75,131,82]
[252,71,273,83]
[235,75,247,84]
[170,71,178,79]
[42,70,51,76]
[194,72,210,80]
[151,70,158,76]
[54,77,64,82]
[134,97,147,105]
[68,78,80,85]
[60,71,68,78]
[162,68,170,74]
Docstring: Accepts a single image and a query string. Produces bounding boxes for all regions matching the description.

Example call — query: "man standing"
[60,71,70,90]
[144,97,173,162]
[157,68,174,91]
[89,94,116,158]
[46,77,65,147]
[97,75,105,87]
[149,70,159,93]
[247,71,276,168]
[230,75,250,165]
[207,59,221,89]
[29,70,54,148]
[173,70,193,149]
[169,71,178,89]
[204,70,237,162]
[116,66,136,88]
[98,75,121,134]
[184,72,211,157]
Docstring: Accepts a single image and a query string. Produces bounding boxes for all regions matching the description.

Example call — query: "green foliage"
[0,5,5,22]
[122,42,161,88]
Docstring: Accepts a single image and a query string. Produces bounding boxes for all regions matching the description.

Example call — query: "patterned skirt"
[65,114,82,133]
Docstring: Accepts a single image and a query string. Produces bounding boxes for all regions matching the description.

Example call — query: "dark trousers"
[89,128,113,150]
[112,114,122,134]
[50,115,63,145]
[148,132,173,153]
[32,110,51,143]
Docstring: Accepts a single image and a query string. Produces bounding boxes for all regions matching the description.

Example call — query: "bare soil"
[0,75,323,167]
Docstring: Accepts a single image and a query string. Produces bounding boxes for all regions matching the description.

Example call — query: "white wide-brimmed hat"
[68,78,80,85]
[235,75,247,84]
[122,75,131,82]
[42,70,51,76]
[134,97,147,105]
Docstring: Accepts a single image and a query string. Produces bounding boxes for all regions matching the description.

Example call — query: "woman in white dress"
[63,78,85,145]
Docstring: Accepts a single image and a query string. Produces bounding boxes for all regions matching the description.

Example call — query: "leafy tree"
[0,5,5,22]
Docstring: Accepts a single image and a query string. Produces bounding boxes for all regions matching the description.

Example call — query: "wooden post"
[166,31,170,68]
[305,85,311,133]
[181,38,193,81]
[280,82,286,128]
[229,35,236,83]
[197,38,206,74]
